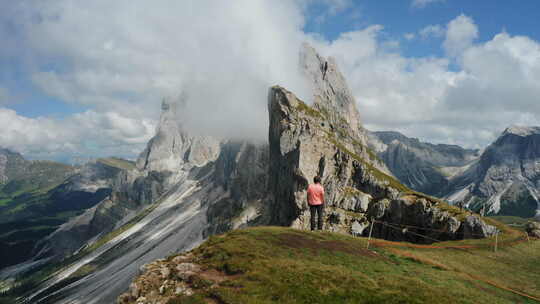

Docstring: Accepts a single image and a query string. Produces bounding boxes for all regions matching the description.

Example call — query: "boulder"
[460,215,498,239]
[525,221,540,238]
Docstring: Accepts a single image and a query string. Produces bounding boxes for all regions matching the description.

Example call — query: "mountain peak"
[136,96,189,172]
[502,125,540,137]
[299,43,363,140]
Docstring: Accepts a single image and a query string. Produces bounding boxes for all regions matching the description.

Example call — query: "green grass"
[166,226,540,304]
[489,216,533,231]
[0,198,10,207]
[97,157,136,171]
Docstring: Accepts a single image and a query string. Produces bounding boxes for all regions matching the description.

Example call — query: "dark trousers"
[310,204,324,230]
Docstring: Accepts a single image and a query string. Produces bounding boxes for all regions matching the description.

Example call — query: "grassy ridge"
[166,226,539,304]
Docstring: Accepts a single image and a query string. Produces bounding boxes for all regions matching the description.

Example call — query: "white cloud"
[0,0,314,159]
[404,33,416,40]
[411,0,445,9]
[323,0,353,15]
[0,108,154,160]
[311,14,540,148]
[1,4,540,161]
[419,24,445,39]
[444,14,479,56]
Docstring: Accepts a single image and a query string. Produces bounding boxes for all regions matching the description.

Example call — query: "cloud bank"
[1,2,540,161]
[314,14,540,148]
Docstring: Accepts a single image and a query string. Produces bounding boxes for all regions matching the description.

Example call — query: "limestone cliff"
[267,85,495,242]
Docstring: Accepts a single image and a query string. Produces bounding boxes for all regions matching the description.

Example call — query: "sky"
[1,0,540,161]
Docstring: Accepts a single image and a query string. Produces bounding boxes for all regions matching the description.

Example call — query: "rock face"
[0,148,26,184]
[19,97,268,303]
[31,99,224,264]
[368,131,479,196]
[267,45,495,242]
[444,126,540,218]
[525,221,540,238]
[299,43,364,143]
[137,97,220,174]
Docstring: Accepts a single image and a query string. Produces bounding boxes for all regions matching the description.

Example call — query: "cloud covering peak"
[1,2,540,161]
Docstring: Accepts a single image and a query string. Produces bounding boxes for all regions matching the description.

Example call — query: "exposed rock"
[445,125,540,218]
[160,266,171,279]
[299,43,364,143]
[367,131,479,196]
[525,221,540,238]
[460,215,499,239]
[351,221,368,236]
[136,97,220,174]
[266,44,495,242]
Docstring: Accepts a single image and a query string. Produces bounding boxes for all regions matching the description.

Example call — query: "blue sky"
[306,0,540,58]
[1,0,540,161]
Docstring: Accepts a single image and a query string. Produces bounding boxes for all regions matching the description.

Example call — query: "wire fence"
[362,219,540,302]
[364,219,532,250]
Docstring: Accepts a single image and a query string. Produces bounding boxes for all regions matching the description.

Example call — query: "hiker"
[457,201,464,211]
[307,175,325,231]
[322,61,328,80]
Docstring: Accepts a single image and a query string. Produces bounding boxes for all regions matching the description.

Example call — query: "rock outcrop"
[444,126,540,218]
[267,45,495,242]
[526,221,540,238]
[136,97,220,175]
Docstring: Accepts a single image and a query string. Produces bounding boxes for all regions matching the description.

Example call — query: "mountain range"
[0,44,536,303]
[367,126,540,219]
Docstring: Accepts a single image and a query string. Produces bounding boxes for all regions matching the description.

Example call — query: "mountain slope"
[445,126,540,219]
[367,131,479,196]
[119,226,540,304]
[0,150,128,270]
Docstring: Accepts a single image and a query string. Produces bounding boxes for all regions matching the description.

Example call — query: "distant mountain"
[0,149,27,184]
[0,152,133,269]
[445,126,540,219]
[368,131,480,196]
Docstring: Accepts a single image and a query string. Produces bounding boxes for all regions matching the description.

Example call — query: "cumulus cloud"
[411,0,445,9]
[0,107,154,161]
[404,33,416,41]
[311,14,540,148]
[0,0,315,159]
[1,3,540,161]
[444,14,479,56]
[419,24,445,39]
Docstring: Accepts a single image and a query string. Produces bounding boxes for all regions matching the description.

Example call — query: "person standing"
[307,176,325,231]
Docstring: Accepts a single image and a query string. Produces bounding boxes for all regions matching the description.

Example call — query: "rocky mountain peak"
[136,96,188,172]
[443,125,540,218]
[136,95,220,173]
[502,125,540,137]
[0,148,30,184]
[299,43,364,142]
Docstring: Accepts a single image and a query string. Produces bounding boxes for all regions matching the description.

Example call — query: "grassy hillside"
[123,226,540,304]
[97,157,136,171]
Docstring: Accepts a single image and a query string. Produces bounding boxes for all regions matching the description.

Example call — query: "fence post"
[494,231,498,253]
[367,220,375,250]
[526,232,530,244]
